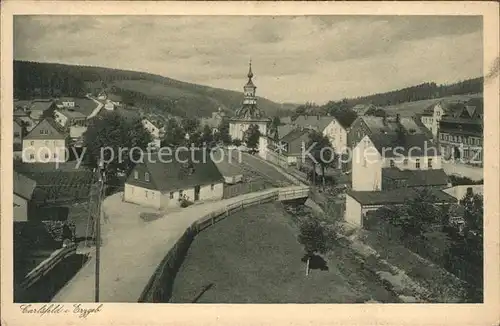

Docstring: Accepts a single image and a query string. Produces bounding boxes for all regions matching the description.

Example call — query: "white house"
[56,97,76,109]
[442,184,483,202]
[352,131,442,192]
[13,172,37,222]
[142,118,165,149]
[123,150,225,209]
[292,114,356,155]
[22,118,68,163]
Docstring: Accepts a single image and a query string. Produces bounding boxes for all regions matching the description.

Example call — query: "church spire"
[247,59,254,79]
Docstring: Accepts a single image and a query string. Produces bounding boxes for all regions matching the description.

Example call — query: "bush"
[140,212,163,222]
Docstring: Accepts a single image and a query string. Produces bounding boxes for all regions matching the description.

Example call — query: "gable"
[24,118,66,140]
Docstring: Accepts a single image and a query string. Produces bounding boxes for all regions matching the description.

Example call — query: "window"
[179,190,184,197]
[145,172,150,182]
[53,153,57,158]
[403,158,408,166]
[428,158,433,168]
[390,159,395,168]
[210,184,215,191]
[30,154,34,159]
[134,171,139,179]
[44,153,49,159]
[416,159,420,169]
[169,192,174,199]
[30,141,34,146]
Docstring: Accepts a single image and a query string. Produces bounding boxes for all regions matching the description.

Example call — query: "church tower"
[243,60,257,107]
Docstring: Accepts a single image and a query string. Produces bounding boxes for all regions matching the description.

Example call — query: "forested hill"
[13,60,296,118]
[346,79,483,107]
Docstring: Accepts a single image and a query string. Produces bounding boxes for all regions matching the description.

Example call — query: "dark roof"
[293,115,334,131]
[24,118,67,140]
[30,100,54,112]
[126,149,224,192]
[382,168,450,187]
[276,124,296,139]
[281,129,311,155]
[14,171,37,200]
[331,112,357,129]
[14,108,28,117]
[361,116,438,157]
[347,188,456,206]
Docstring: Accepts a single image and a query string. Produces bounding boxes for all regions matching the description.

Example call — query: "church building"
[229,61,270,155]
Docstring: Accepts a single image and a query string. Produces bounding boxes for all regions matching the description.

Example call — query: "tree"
[161,118,185,147]
[200,124,214,147]
[269,116,281,140]
[181,117,200,135]
[305,131,335,187]
[297,218,328,276]
[215,120,231,145]
[365,107,387,118]
[460,189,483,235]
[83,111,152,181]
[397,188,441,238]
[243,124,261,149]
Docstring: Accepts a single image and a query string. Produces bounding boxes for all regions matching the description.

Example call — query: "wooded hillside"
[13,60,295,118]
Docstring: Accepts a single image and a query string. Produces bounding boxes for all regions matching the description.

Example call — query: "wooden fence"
[138,186,309,302]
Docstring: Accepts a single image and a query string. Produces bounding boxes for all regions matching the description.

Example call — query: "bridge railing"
[20,243,78,290]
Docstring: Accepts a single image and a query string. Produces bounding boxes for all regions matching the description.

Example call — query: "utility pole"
[95,160,106,302]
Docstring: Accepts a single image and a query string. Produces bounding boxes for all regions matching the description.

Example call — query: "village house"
[442,184,483,202]
[266,128,312,167]
[53,97,102,146]
[22,118,68,163]
[351,116,442,192]
[123,150,224,209]
[438,98,483,166]
[344,187,456,228]
[381,167,450,191]
[292,114,356,155]
[200,108,226,134]
[14,118,24,159]
[142,117,165,148]
[347,114,432,151]
[29,99,55,121]
[13,171,37,222]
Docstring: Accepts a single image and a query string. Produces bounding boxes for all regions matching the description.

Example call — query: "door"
[194,185,200,201]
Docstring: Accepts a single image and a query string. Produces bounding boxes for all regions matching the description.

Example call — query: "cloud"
[14,15,483,104]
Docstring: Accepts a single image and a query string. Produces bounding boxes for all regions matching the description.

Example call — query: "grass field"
[382,94,481,117]
[170,202,397,303]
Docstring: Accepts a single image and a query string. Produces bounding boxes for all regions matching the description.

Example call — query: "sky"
[14,15,483,104]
